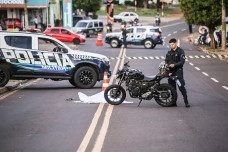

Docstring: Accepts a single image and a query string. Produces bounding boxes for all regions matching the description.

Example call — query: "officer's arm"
[174,50,185,67]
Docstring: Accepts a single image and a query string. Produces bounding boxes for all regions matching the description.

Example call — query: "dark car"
[105,26,163,49]
[73,15,92,26]
[44,27,86,44]
[2,18,23,31]
[0,31,111,89]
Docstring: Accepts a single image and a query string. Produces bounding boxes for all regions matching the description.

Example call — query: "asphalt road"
[1,19,228,152]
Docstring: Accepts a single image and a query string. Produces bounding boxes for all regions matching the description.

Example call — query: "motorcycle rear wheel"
[154,84,177,107]
[104,84,126,105]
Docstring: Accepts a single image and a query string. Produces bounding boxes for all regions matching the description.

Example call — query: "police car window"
[5,36,32,49]
[127,28,133,33]
[130,14,135,16]
[150,29,159,33]
[136,28,146,33]
[124,14,129,16]
[94,22,98,27]
[51,29,59,33]
[38,38,60,52]
[88,22,93,28]
[99,22,103,27]
[76,22,88,27]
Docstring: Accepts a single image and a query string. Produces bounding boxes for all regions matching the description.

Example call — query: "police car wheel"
[73,38,80,45]
[0,64,10,87]
[144,39,153,49]
[74,66,97,89]
[151,44,156,49]
[69,79,77,87]
[110,39,119,48]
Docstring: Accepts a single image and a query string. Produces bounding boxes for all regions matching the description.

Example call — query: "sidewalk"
[0,80,28,95]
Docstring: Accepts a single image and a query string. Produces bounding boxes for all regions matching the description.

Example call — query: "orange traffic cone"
[102,72,109,91]
[96,32,103,46]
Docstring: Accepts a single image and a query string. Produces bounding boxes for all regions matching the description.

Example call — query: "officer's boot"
[184,96,190,108]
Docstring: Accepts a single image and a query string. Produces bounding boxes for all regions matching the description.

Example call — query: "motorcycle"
[193,34,211,46]
[104,61,178,107]
[155,17,160,26]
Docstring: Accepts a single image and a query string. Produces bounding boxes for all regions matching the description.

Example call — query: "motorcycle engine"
[128,79,141,98]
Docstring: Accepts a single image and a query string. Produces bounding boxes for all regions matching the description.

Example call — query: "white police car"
[0,31,111,89]
[105,26,163,49]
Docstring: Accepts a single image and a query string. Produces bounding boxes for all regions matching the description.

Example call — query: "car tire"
[69,79,77,87]
[151,44,156,49]
[0,64,10,87]
[73,38,80,45]
[144,39,154,49]
[110,39,120,48]
[118,19,122,23]
[73,66,97,89]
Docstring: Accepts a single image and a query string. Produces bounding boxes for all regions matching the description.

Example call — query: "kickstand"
[137,99,142,107]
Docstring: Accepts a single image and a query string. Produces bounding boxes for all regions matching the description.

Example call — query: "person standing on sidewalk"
[165,38,190,108]
[33,16,38,28]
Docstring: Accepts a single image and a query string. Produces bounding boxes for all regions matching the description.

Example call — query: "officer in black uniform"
[165,38,190,107]
[121,24,127,48]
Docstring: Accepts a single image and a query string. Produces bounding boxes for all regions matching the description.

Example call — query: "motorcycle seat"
[143,75,157,81]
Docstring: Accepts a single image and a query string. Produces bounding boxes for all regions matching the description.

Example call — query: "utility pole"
[221,0,226,50]
[24,0,28,30]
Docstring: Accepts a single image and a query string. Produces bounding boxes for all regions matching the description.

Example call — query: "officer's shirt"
[165,47,185,71]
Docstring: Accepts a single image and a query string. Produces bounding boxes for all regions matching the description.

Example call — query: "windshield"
[76,22,88,27]
[119,12,125,16]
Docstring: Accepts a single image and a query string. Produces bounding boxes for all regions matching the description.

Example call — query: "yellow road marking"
[76,47,125,152]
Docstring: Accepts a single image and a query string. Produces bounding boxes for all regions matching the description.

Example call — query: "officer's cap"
[169,38,177,43]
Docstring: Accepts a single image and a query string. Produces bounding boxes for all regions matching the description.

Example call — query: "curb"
[0,80,28,95]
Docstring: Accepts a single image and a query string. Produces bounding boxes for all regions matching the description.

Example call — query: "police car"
[0,31,111,89]
[105,26,163,49]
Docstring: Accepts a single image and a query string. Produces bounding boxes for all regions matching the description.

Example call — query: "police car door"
[35,37,72,76]
[126,28,134,44]
[1,35,34,75]
[134,27,146,45]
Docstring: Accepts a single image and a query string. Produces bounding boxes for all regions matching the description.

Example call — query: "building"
[0,0,49,28]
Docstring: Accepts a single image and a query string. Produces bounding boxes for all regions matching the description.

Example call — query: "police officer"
[121,24,127,48]
[165,38,190,108]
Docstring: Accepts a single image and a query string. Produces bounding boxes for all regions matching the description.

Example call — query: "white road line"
[211,78,219,83]
[173,31,177,34]
[164,36,167,39]
[189,62,194,66]
[222,86,228,91]
[167,34,171,37]
[195,67,200,70]
[181,29,186,31]
[202,72,209,76]
[167,46,169,48]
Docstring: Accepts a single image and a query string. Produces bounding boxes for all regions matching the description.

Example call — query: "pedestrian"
[0,23,2,31]
[217,30,222,47]
[202,29,208,45]
[108,19,112,32]
[33,16,38,28]
[121,24,127,48]
[165,38,190,108]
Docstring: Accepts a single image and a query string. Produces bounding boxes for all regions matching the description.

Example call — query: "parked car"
[105,26,163,49]
[44,27,86,45]
[0,31,111,88]
[2,18,23,31]
[73,15,92,27]
[114,12,139,23]
[71,20,104,37]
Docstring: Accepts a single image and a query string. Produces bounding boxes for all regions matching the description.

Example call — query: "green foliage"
[180,0,222,30]
[73,0,101,16]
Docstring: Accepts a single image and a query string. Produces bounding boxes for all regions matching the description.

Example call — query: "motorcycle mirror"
[124,61,130,67]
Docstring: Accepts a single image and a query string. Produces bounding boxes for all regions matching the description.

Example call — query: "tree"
[180,0,223,49]
[73,0,101,18]
[221,0,226,50]
[24,0,28,29]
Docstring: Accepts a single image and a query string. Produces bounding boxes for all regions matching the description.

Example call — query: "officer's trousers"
[168,69,188,104]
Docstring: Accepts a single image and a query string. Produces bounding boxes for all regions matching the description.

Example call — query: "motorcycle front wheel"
[154,84,177,107]
[104,84,126,105]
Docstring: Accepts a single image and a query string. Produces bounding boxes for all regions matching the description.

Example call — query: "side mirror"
[61,47,68,53]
